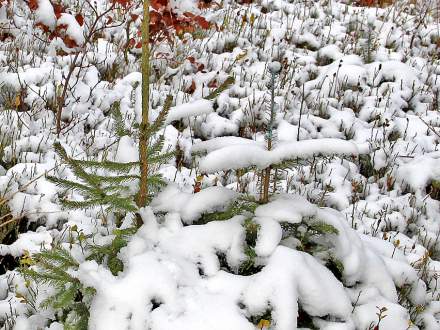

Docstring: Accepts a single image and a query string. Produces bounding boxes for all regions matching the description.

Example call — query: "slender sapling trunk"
[137,0,151,208]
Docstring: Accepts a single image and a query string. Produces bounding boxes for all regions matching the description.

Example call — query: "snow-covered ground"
[0,0,440,329]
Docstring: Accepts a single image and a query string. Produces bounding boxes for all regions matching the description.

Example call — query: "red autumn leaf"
[208,79,217,88]
[75,14,84,26]
[186,80,196,95]
[35,22,50,33]
[161,12,174,27]
[48,31,58,40]
[130,14,139,21]
[135,41,142,48]
[194,16,210,29]
[53,3,64,19]
[187,56,196,64]
[151,0,168,10]
[128,38,136,48]
[193,181,202,193]
[148,2,211,41]
[28,0,38,10]
[57,23,68,31]
[63,36,78,48]
[150,11,162,25]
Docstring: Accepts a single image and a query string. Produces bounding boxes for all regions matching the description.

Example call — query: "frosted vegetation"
[0,0,440,329]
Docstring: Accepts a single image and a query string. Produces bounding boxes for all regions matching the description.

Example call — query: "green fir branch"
[93,174,140,184]
[78,160,139,172]
[111,101,130,138]
[53,143,101,189]
[46,176,97,196]
[145,94,173,137]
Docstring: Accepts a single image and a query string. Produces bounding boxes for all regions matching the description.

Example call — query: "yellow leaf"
[14,95,21,108]
[15,292,27,303]
[236,51,247,61]
[250,14,255,25]
[20,250,34,267]
[196,175,204,182]
[257,319,271,329]
[78,232,86,242]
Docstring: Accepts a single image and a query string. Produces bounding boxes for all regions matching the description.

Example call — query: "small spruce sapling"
[20,2,226,328]
[261,62,281,203]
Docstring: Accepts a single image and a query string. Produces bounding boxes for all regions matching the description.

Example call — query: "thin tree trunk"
[261,69,276,203]
[262,137,272,203]
[137,0,150,208]
[262,157,271,203]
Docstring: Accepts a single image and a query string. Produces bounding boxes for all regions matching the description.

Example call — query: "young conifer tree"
[20,2,234,327]
[47,0,211,215]
[261,62,281,203]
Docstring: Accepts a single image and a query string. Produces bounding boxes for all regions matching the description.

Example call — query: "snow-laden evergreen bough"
[0,0,440,329]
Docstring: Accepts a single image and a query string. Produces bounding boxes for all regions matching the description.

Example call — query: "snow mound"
[199,138,367,172]
[77,193,421,330]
